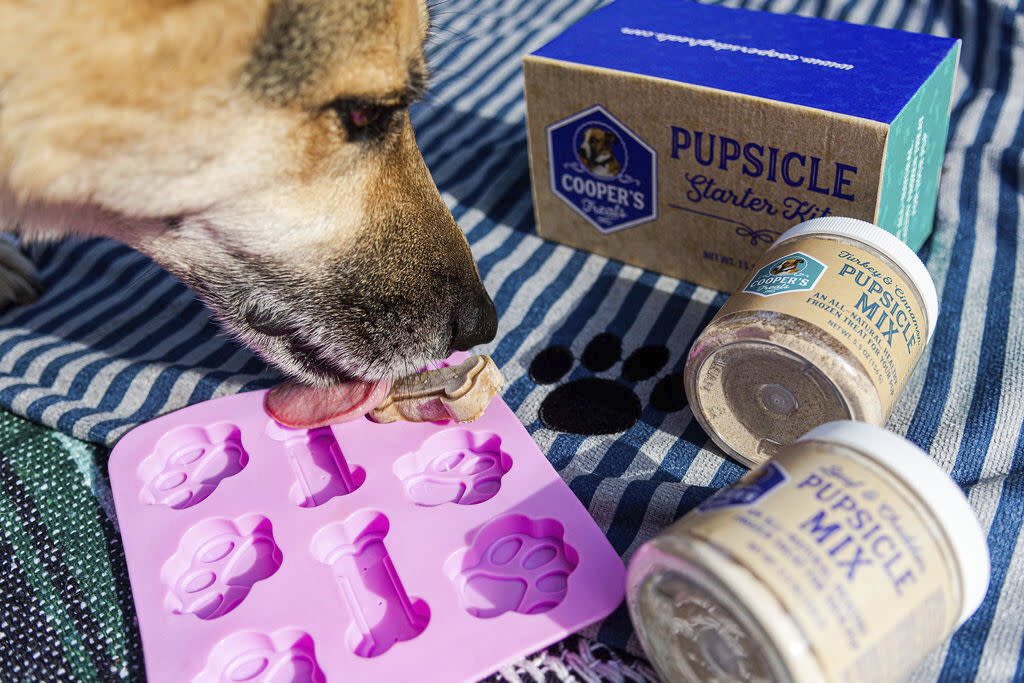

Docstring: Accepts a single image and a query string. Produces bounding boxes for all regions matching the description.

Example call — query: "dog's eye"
[328,100,398,140]
[349,107,381,128]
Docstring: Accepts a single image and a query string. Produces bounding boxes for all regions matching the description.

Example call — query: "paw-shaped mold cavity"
[447,514,579,619]
[162,515,282,621]
[393,430,511,507]
[311,510,429,658]
[138,422,248,509]
[193,629,325,683]
[265,420,365,508]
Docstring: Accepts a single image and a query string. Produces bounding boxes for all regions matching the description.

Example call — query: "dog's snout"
[450,284,498,353]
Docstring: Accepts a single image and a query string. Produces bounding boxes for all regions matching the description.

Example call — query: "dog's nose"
[450,284,498,353]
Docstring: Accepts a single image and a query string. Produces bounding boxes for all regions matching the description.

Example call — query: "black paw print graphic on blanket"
[528,333,687,435]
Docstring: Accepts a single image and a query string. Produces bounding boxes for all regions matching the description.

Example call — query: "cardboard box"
[523,0,960,291]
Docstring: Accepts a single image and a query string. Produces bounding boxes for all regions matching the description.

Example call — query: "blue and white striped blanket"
[3,0,1022,679]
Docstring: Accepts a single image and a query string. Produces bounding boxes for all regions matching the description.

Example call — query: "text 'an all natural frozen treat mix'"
[523,0,960,292]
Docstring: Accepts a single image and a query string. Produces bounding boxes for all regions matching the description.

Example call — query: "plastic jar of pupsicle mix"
[684,216,938,468]
[626,421,990,683]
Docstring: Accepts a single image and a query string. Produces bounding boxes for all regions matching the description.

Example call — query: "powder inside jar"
[685,217,937,468]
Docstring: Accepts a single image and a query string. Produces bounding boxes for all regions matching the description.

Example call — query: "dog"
[770,258,805,275]
[578,127,621,177]
[0,0,498,426]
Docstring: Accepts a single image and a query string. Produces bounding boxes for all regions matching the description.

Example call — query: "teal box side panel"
[876,42,961,250]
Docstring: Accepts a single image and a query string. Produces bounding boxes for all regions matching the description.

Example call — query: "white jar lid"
[774,217,939,342]
[798,421,990,628]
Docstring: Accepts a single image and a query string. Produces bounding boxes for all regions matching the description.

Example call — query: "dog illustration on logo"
[770,257,805,275]
[578,127,622,177]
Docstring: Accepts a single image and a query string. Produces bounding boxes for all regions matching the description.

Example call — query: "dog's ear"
[608,132,619,146]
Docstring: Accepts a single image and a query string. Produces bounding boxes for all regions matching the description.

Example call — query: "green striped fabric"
[0,409,143,682]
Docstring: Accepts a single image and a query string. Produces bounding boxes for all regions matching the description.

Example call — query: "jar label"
[681,446,959,682]
[716,236,929,412]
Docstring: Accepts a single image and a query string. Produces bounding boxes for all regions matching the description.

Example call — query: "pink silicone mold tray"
[108,365,625,683]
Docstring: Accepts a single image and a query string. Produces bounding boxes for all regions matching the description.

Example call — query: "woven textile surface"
[1,0,1023,680]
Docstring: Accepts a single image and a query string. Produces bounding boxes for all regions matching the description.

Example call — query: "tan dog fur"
[0,0,497,387]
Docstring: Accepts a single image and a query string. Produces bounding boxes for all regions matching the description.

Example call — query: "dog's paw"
[0,237,43,310]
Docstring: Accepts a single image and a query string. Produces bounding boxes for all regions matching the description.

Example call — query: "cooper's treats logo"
[743,251,826,296]
[546,105,656,233]
[697,462,788,512]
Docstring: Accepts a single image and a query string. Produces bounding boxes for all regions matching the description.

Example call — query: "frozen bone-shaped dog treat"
[371,355,503,424]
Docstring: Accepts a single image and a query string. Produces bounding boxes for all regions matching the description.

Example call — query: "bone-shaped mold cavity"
[137,422,248,509]
[393,431,511,507]
[446,514,579,619]
[162,514,282,621]
[311,510,430,658]
[265,420,366,508]
[192,629,325,683]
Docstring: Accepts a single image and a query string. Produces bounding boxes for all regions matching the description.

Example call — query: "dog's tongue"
[264,377,393,429]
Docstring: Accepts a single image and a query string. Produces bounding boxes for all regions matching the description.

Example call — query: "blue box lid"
[529,0,958,123]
